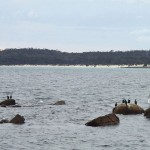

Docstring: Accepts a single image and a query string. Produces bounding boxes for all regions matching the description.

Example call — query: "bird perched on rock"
[122,99,125,103]
[134,99,137,105]
[115,102,117,107]
[125,100,127,105]
[128,99,130,103]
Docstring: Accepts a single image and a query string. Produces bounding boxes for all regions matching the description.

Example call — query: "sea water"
[0,66,149,150]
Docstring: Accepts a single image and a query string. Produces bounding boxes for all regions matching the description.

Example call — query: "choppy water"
[0,66,150,150]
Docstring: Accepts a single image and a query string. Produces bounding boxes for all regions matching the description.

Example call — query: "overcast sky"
[0,0,150,52]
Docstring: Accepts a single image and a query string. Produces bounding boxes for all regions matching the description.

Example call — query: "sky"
[0,0,150,52]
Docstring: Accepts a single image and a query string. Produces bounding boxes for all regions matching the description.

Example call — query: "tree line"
[0,48,150,65]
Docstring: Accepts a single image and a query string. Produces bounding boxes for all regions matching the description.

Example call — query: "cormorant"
[7,96,9,100]
[135,99,137,105]
[10,96,12,99]
[115,102,117,107]
[122,99,125,103]
[128,99,130,103]
[125,100,127,105]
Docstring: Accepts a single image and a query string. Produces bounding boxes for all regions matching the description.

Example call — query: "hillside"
[0,48,150,65]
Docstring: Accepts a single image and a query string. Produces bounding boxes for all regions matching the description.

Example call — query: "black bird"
[115,102,117,107]
[125,100,127,105]
[7,96,9,100]
[122,99,125,103]
[10,96,12,99]
[128,99,130,103]
[135,99,137,105]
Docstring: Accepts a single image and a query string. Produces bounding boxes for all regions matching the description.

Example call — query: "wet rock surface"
[10,114,25,124]
[0,99,16,106]
[113,103,144,115]
[85,114,119,127]
[144,108,150,118]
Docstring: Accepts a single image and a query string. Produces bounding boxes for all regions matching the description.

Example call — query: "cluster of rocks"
[0,114,25,124]
[0,96,24,125]
[85,99,150,127]
[0,95,66,125]
[1,95,150,127]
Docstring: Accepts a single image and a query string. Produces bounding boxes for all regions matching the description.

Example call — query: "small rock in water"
[0,119,9,124]
[0,99,16,106]
[10,114,25,124]
[53,100,66,105]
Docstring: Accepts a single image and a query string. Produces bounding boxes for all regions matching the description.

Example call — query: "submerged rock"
[0,119,9,124]
[0,99,16,106]
[53,100,66,105]
[10,104,21,107]
[113,103,144,115]
[10,114,25,124]
[144,108,150,118]
[85,114,119,127]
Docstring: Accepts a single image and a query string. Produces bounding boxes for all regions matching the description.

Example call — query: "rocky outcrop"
[85,114,119,127]
[0,114,25,124]
[10,114,25,124]
[0,99,16,106]
[53,100,66,105]
[144,108,150,118]
[113,103,144,115]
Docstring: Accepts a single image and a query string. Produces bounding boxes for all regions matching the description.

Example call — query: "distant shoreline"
[1,49,150,67]
[120,67,150,68]
[0,64,149,68]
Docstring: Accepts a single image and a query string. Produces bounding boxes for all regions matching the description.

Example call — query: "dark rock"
[53,100,66,105]
[113,103,144,115]
[1,104,6,107]
[85,114,119,127]
[10,114,25,124]
[144,108,150,118]
[0,99,16,106]
[0,119,9,124]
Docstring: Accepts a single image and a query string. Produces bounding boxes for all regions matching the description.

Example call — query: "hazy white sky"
[0,0,150,52]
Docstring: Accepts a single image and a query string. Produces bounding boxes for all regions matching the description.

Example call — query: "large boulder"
[113,103,144,115]
[53,100,66,105]
[10,114,25,124]
[144,108,150,118]
[85,114,119,127]
[0,99,16,106]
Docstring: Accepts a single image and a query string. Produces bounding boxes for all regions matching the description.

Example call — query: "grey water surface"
[0,66,150,150]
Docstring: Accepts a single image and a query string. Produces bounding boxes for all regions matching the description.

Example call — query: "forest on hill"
[0,48,150,65]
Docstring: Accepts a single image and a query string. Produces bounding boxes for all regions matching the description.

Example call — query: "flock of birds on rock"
[6,96,12,100]
[115,98,137,107]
